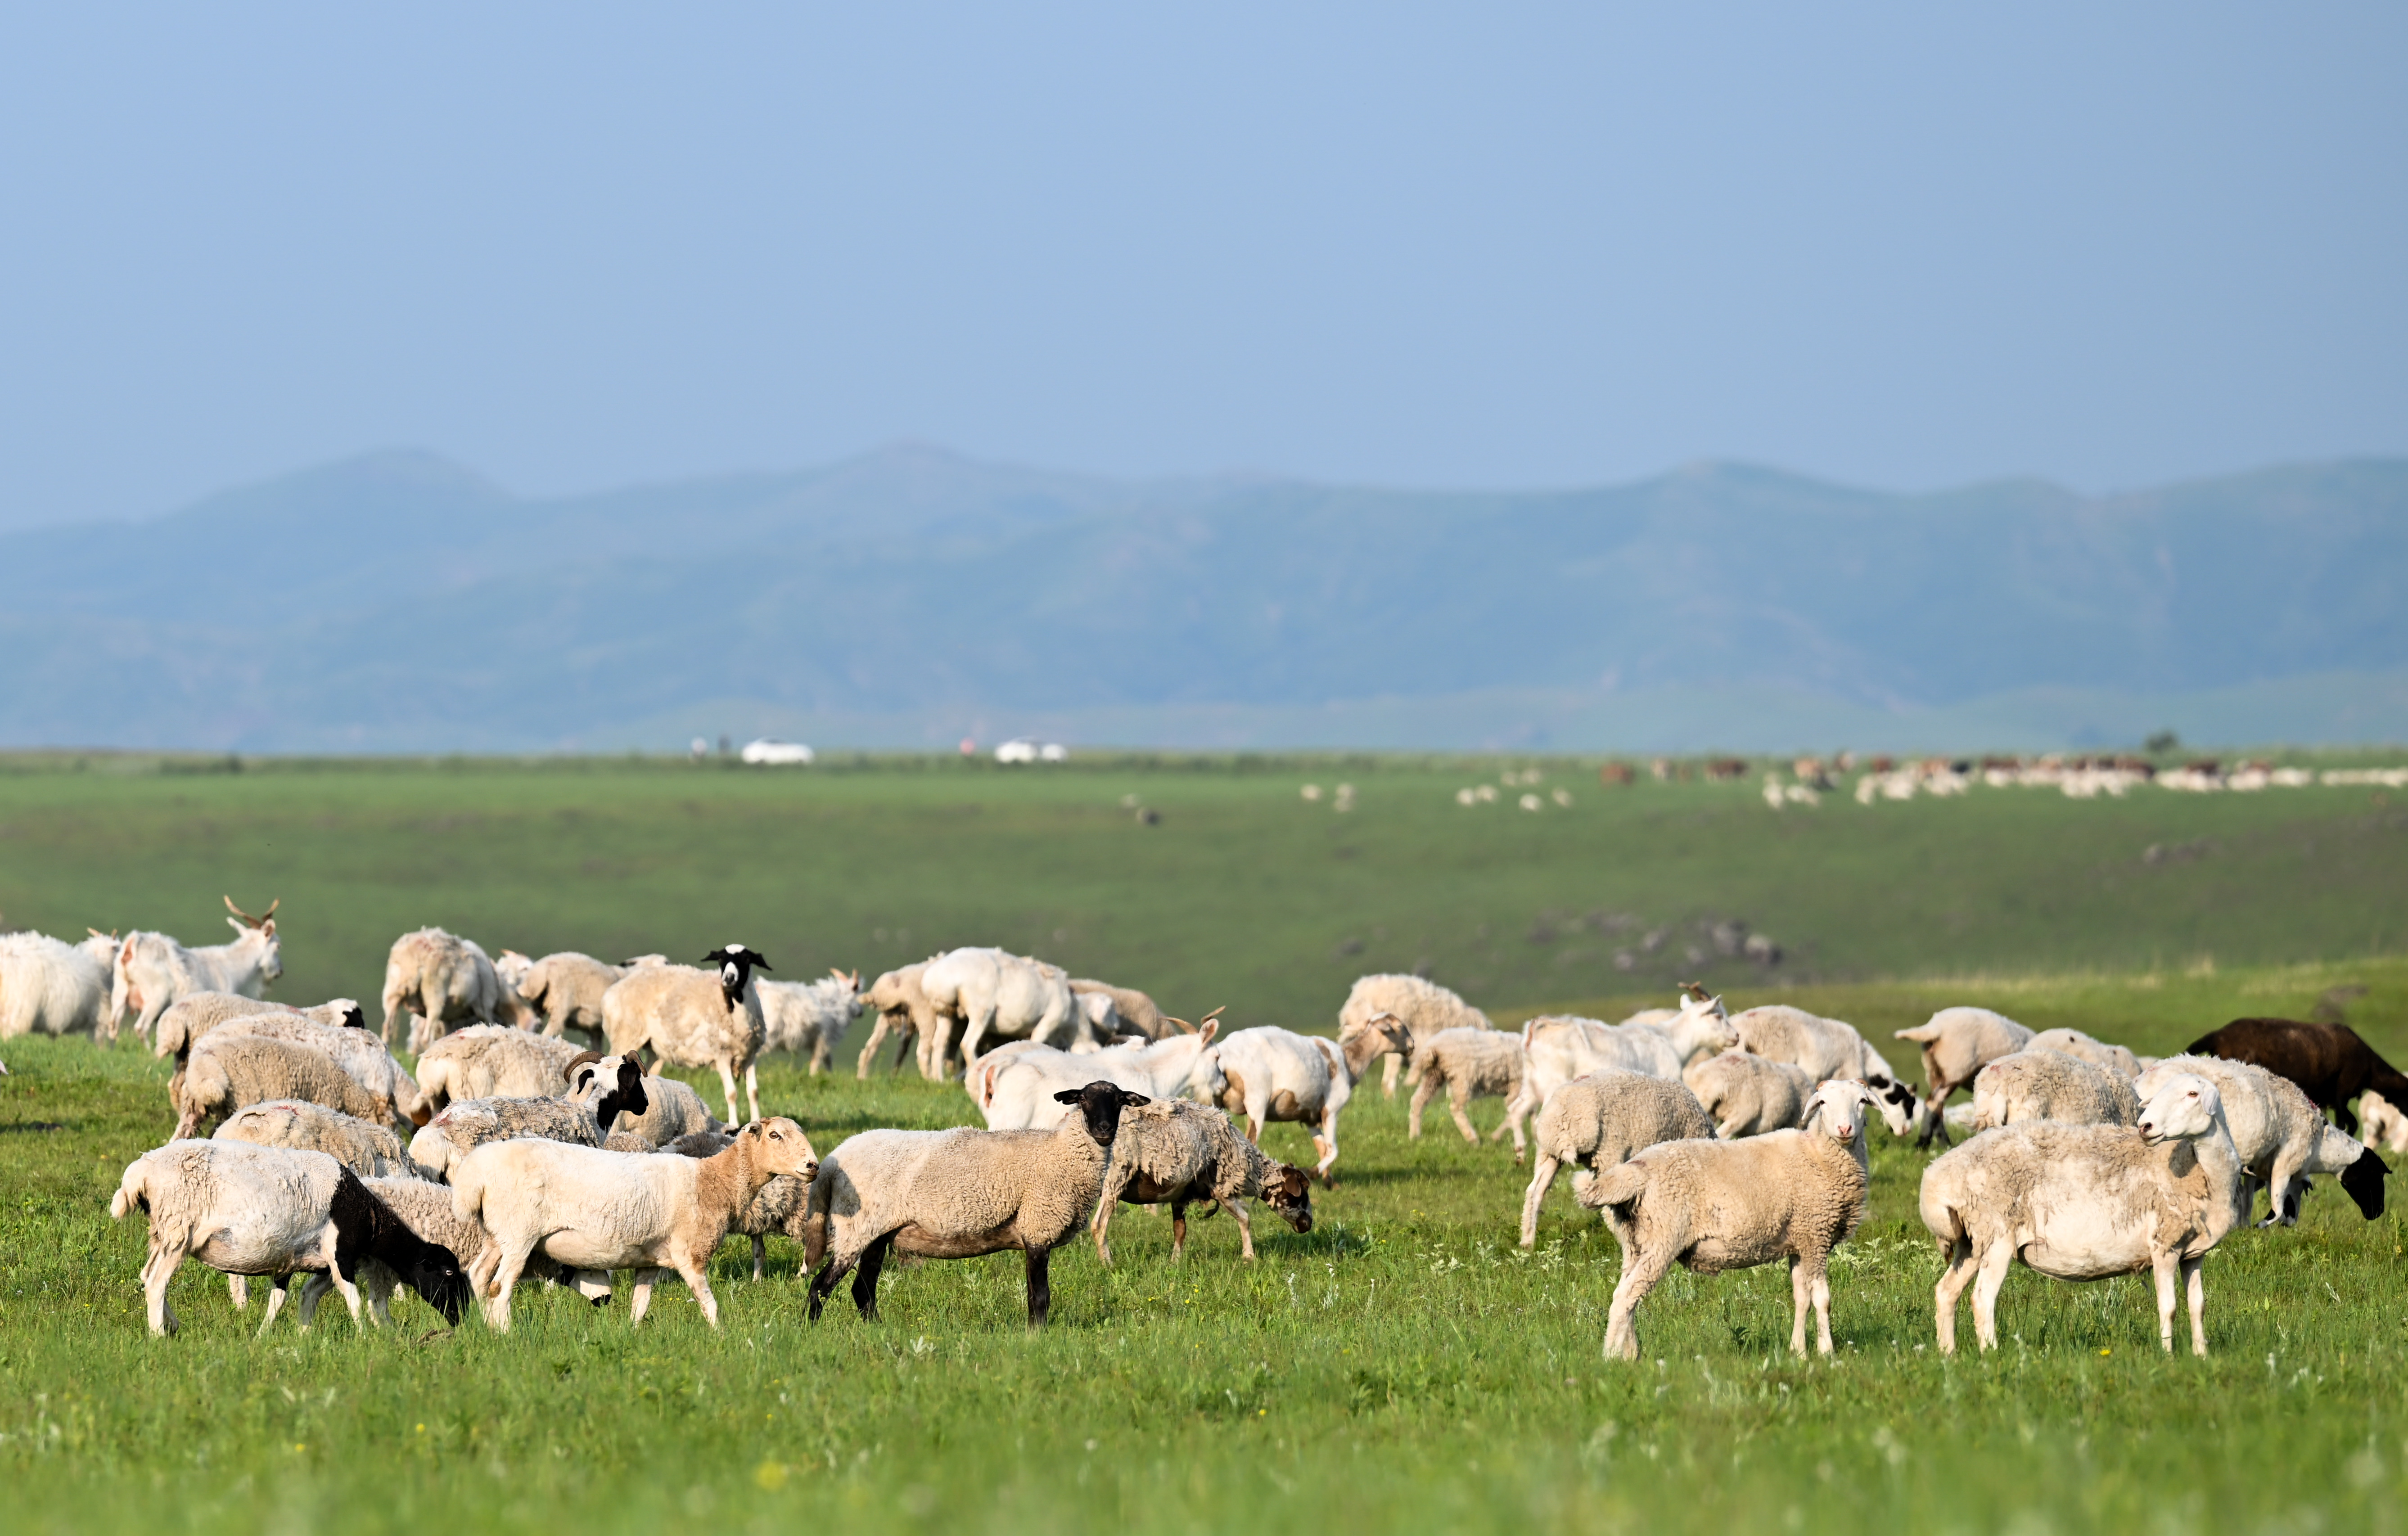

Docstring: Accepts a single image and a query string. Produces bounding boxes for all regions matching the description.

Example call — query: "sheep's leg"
[809,1036,831,1076]
[140,1242,183,1338]
[227,1274,249,1310]
[2265,1148,2310,1227]
[1091,1198,1118,1266]
[670,1251,721,1330]
[1787,1255,1810,1355]
[1519,1155,1562,1249]
[630,1269,660,1326]
[1171,1203,1189,1262]
[1488,1096,1524,1161]
[1932,1236,1977,1356]
[1502,1086,1537,1163]
[1022,1244,1053,1329]
[851,1233,893,1321]
[1407,1075,1436,1140]
[741,1060,762,1126]
[806,1254,856,1322]
[2183,1256,2209,1357]
[483,1239,542,1333]
[1968,1240,2013,1353]
[1380,1051,1404,1099]
[1230,1198,1256,1261]
[260,1275,292,1334]
[1312,1107,1341,1187]
[1807,1259,1834,1355]
[2151,1252,2180,1353]
[714,1060,744,1126]
[1447,1083,1480,1146]
[1603,1247,1670,1361]
[750,1235,767,1281]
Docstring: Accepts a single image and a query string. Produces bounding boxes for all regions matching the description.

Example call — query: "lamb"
[380,927,511,1052]
[1731,1003,1921,1136]
[215,1100,424,1180]
[1518,1069,1718,1248]
[189,1011,425,1130]
[453,1117,818,1331]
[1968,1048,2141,1130]
[2183,1017,2408,1135]
[1068,978,1174,1040]
[175,1037,410,1140]
[1894,1006,2033,1145]
[917,946,1078,1073]
[758,970,864,1073]
[802,1081,1150,1327]
[2359,1090,2408,1155]
[1919,1072,2251,1355]
[2135,1054,2389,1225]
[1682,1050,1817,1139]
[1581,1081,1880,1360]
[976,1020,1222,1131]
[108,898,284,1042]
[856,962,944,1078]
[1204,1015,1409,1186]
[405,1057,649,1178]
[1406,1027,1527,1154]
[601,945,771,1123]
[414,1025,589,1110]
[0,931,113,1040]
[1338,973,1492,1097]
[502,950,664,1041]
[2026,1027,2142,1080]
[109,1140,469,1336]
[1089,1099,1316,1265]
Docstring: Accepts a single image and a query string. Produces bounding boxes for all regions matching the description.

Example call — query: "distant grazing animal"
[1338,973,1493,1098]
[1894,1007,2033,1146]
[917,947,1079,1074]
[758,970,865,1074]
[380,927,512,1052]
[2184,1018,2408,1136]
[110,898,284,1042]
[856,963,945,1079]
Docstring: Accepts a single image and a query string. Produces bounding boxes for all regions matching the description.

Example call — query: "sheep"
[569,1054,722,1146]
[1583,1081,1878,1359]
[1517,1069,1718,1248]
[1338,973,1492,1097]
[501,950,659,1041]
[1920,1072,2251,1356]
[1204,1015,1409,1186]
[108,898,284,1042]
[2183,1017,2408,1135]
[1730,1003,1921,1136]
[1089,1099,1315,1265]
[758,970,864,1073]
[601,945,770,1124]
[1502,990,1741,1147]
[2026,1027,2142,1080]
[189,1011,424,1130]
[856,962,943,1078]
[1894,1006,2034,1145]
[0,931,112,1040]
[2360,1090,2408,1155]
[918,946,1078,1073]
[152,991,353,1062]
[405,1056,650,1179]
[109,1140,469,1336]
[175,1037,410,1140]
[1068,978,1174,1040]
[414,1025,589,1111]
[1406,1027,1527,1154]
[216,1100,424,1180]
[291,1174,591,1324]
[380,927,511,1052]
[453,1117,818,1331]
[1968,1048,2141,1130]
[2135,1055,2390,1226]
[1682,1050,1817,1139]
[652,1129,812,1278]
[802,1081,1150,1327]
[976,1020,1222,1131]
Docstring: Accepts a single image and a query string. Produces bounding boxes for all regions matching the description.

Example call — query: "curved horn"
[262,898,279,922]
[223,895,252,923]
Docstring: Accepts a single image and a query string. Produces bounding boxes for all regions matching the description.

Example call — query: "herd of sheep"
[3,900,2404,1361]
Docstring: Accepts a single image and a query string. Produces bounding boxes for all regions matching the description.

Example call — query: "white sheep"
[856,963,944,1078]
[801,1081,1149,1326]
[1204,1015,1409,1186]
[1730,1003,1921,1136]
[175,1037,411,1141]
[1682,1050,1817,1138]
[1502,991,1740,1147]
[1089,1099,1316,1264]
[1968,1048,2141,1130]
[452,1117,818,1331]
[757,970,864,1073]
[0,931,113,1040]
[405,1057,651,1179]
[503,950,665,1040]
[109,1140,469,1336]
[2360,1090,2408,1155]
[1338,973,1493,1098]
[600,945,771,1124]
[591,1064,722,1147]
[108,898,284,1042]
[215,1100,424,1180]
[658,1128,815,1279]
[2025,1027,2142,1080]
[414,1025,588,1110]
[1894,1006,2033,1144]
[152,991,356,1063]
[1067,978,1173,1040]
[1582,1081,1880,1359]
[1920,1072,2250,1355]
[1517,1068,1717,1248]
[917,946,1078,1073]
[1405,1027,1527,1154]
[380,927,511,1052]
[191,1011,425,1130]
[2135,1055,2390,1226]
[976,1021,1222,1131]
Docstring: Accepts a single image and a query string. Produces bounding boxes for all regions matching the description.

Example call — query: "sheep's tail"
[1580,1158,1647,1217]
[1894,1022,1944,1043]
[109,1162,145,1221]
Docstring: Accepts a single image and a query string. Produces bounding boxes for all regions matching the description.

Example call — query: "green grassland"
[4,755,2408,1535]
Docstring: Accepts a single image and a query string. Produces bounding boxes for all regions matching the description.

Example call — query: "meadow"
[3,752,2407,1535]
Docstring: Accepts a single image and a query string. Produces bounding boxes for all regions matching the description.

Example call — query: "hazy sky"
[1,4,2400,529]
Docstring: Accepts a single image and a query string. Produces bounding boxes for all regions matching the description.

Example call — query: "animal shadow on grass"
[0,1120,70,1134]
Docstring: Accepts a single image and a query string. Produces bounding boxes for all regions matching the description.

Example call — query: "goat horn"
[223,895,255,924]
[263,898,280,920]
[1199,1005,1227,1024]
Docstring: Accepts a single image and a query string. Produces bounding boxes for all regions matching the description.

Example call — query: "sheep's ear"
[1052,1089,1085,1105]
[1120,1091,1151,1107]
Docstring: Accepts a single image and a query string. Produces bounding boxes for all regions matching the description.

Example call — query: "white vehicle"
[740,739,814,766]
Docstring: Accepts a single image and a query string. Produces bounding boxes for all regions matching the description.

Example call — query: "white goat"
[109,898,283,1042]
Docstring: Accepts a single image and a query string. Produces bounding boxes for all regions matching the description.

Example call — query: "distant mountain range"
[1,447,2402,752]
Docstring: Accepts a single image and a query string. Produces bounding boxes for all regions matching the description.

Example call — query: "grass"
[3,755,2408,1534]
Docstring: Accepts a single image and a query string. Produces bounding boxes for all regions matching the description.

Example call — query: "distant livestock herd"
[3,901,2401,1360]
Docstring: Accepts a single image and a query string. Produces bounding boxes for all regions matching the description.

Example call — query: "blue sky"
[0,4,2400,529]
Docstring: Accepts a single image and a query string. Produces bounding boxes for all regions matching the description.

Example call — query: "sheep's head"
[407,1243,472,1326]
[1865,1076,1923,1137]
[1262,1163,1314,1234]
[571,1055,650,1132]
[1800,1080,1875,1145]
[2137,1073,2222,1145]
[738,1117,819,1184]
[701,944,771,1007]
[1052,1081,1150,1148]
[2340,1144,2390,1220]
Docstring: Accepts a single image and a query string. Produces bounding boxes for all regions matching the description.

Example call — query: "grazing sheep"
[0,931,113,1040]
[380,927,511,1052]
[2184,1017,2408,1135]
[1729,1004,1920,1138]
[1583,1081,1879,1360]
[1406,1028,1527,1154]
[1068,978,1174,1040]
[601,945,771,1124]
[1518,1069,1718,1248]
[758,970,864,1074]
[803,1081,1150,1327]
[977,1021,1222,1131]
[1339,973,1493,1098]
[917,946,1079,1073]
[454,1117,818,1331]
[406,1057,648,1178]
[856,963,943,1078]
[216,1100,424,1180]
[1502,991,1740,1146]
[1920,1072,2250,1356]
[2360,1090,2408,1155]
[109,1140,469,1336]
[153,991,336,1063]
[175,1037,408,1140]
[293,1174,589,1324]
[109,898,284,1042]
[2136,1055,2390,1225]
[2026,1027,2142,1080]
[192,1011,424,1130]
[1968,1048,2140,1130]
[570,1054,721,1146]
[1682,1050,1817,1139]
[414,1025,588,1111]
[503,950,663,1041]
[1090,1099,1315,1264]
[1894,1007,2034,1145]
[1205,1015,1409,1186]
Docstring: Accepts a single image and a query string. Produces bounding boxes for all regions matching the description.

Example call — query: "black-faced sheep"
[601,945,771,1124]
